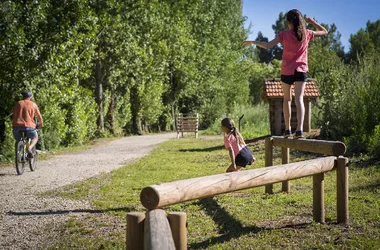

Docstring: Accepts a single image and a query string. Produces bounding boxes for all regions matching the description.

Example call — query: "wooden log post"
[126,212,145,250]
[265,137,274,194]
[282,147,290,192]
[336,156,349,224]
[272,136,346,156]
[140,157,336,210]
[168,212,187,250]
[144,209,176,250]
[313,173,325,223]
[304,99,311,132]
[274,100,282,135]
[195,113,199,138]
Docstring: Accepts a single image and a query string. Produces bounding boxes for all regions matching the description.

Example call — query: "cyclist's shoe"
[27,148,34,159]
[295,130,304,138]
[284,129,292,138]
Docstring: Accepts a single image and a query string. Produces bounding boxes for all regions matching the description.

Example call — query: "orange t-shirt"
[12,100,41,128]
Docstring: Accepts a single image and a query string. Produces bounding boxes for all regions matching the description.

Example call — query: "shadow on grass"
[245,135,270,145]
[350,181,380,193]
[348,157,380,169]
[190,197,310,249]
[178,135,270,153]
[179,145,224,152]
[189,197,262,249]
[7,206,134,216]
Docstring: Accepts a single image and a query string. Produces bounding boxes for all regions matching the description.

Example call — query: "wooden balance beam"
[271,136,346,156]
[140,156,336,210]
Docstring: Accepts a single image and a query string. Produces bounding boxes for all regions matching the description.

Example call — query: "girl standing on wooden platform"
[243,9,328,138]
[221,118,255,172]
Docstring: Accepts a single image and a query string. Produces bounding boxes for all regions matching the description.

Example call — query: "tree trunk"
[106,85,116,135]
[130,85,143,135]
[95,46,104,133]
[170,68,176,131]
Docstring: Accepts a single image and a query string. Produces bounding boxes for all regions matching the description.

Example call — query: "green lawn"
[43,136,380,249]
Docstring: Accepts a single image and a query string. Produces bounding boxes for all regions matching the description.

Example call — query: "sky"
[242,0,380,52]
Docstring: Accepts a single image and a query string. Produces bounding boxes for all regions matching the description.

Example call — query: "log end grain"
[140,186,160,210]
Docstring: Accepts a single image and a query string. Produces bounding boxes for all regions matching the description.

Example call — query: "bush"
[316,54,380,155]
[64,89,97,146]
[369,125,380,158]
[0,119,15,161]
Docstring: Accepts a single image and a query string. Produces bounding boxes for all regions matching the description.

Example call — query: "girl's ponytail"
[232,126,245,146]
[221,118,245,146]
[287,9,306,41]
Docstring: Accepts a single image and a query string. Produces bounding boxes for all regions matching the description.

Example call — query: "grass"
[42,136,380,249]
[201,103,271,139]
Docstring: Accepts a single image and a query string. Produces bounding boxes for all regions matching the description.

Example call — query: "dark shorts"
[235,146,255,168]
[281,70,308,85]
[12,127,37,142]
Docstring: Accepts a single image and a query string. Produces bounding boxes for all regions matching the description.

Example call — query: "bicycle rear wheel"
[15,141,26,175]
[29,147,37,171]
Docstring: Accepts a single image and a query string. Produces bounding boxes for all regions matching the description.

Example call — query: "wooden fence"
[127,137,349,249]
[176,113,199,138]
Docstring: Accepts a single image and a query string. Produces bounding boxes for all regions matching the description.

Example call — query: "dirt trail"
[0,133,176,250]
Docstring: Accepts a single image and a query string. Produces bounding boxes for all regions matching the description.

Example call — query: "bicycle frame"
[15,130,36,175]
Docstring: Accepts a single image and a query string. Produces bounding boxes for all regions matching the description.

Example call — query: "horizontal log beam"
[140,156,336,210]
[178,118,198,120]
[177,124,198,127]
[144,209,176,250]
[272,136,346,156]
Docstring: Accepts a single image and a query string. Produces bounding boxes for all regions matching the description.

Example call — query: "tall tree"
[348,20,380,61]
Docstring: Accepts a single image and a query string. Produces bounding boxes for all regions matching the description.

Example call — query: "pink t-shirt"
[278,29,314,75]
[224,132,244,157]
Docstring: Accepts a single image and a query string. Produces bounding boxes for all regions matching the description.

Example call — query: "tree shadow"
[189,197,263,249]
[7,206,134,216]
[178,135,270,153]
[350,182,380,193]
[0,173,15,176]
[348,157,380,169]
[245,135,270,145]
[190,197,311,249]
[179,145,224,152]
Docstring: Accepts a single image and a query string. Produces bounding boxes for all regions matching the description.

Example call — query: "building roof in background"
[263,78,320,99]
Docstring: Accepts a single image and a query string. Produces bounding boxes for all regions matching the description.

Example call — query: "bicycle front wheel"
[29,147,37,171]
[15,141,26,175]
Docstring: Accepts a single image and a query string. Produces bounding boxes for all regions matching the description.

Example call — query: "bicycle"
[15,131,37,175]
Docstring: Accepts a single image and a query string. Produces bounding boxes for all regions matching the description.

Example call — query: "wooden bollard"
[282,147,290,192]
[140,157,336,210]
[168,212,187,250]
[126,212,145,250]
[272,136,346,156]
[265,137,274,194]
[313,173,325,223]
[337,156,349,224]
[144,209,176,250]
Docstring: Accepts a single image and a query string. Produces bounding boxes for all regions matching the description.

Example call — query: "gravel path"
[0,133,176,250]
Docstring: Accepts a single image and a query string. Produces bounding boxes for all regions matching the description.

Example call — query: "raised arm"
[305,17,328,37]
[242,36,280,49]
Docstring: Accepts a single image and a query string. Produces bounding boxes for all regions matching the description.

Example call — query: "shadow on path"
[7,206,134,216]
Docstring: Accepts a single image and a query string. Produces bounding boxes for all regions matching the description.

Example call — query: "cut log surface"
[144,209,175,250]
[140,156,336,210]
[272,136,346,156]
